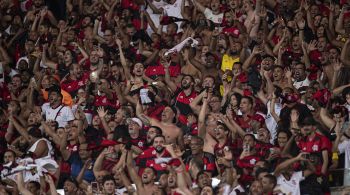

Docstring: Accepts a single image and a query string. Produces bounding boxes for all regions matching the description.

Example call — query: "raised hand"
[307,40,318,52]
[115,38,122,46]
[333,59,343,72]
[290,110,299,123]
[44,174,54,184]
[297,19,306,29]
[284,67,292,79]
[97,106,107,118]
[252,46,263,55]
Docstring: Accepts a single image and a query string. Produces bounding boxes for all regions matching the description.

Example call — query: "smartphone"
[91,182,99,193]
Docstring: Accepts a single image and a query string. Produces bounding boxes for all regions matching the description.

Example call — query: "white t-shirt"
[276,171,304,195]
[293,77,310,90]
[345,103,350,121]
[163,0,183,32]
[204,8,224,24]
[42,103,75,127]
[338,139,350,185]
[229,184,245,195]
[266,100,282,144]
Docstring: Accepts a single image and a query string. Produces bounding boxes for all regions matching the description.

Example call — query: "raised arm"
[41,121,61,145]
[340,39,350,66]
[74,42,89,65]
[41,45,58,70]
[136,100,152,126]
[116,39,131,80]
[9,116,30,142]
[59,132,72,161]
[97,107,112,135]
[146,0,163,14]
[163,60,178,93]
[192,0,206,13]
[275,152,315,177]
[16,172,34,195]
[269,96,280,123]
[198,96,209,139]
[242,46,261,71]
[189,91,205,115]
[320,107,335,129]
[335,8,346,34]
[126,150,143,190]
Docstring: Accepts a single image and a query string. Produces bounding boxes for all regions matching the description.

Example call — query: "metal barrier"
[329,168,350,195]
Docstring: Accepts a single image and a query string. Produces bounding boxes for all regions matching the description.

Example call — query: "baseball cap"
[127,117,143,127]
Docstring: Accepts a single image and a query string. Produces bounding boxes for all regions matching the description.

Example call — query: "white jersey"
[345,103,350,121]
[293,77,310,90]
[28,138,54,159]
[266,100,282,144]
[163,0,183,32]
[204,8,224,24]
[276,171,304,195]
[22,138,58,183]
[338,139,350,185]
[42,103,74,127]
[229,184,245,195]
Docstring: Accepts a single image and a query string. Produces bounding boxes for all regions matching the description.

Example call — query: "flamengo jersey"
[174,88,197,116]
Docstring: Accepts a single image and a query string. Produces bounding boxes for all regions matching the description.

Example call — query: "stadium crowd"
[0,0,350,194]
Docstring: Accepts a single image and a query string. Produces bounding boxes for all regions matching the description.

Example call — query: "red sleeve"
[321,136,332,152]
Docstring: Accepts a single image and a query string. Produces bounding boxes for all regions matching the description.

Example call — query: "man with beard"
[248,180,263,195]
[146,126,163,146]
[41,85,74,127]
[126,150,159,194]
[61,63,89,97]
[136,135,172,177]
[164,61,197,116]
[183,136,216,176]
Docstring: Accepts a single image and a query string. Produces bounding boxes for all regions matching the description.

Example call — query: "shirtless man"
[137,101,184,149]
[126,151,159,194]
[198,95,218,154]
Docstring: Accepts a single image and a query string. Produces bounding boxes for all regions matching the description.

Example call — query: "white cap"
[127,117,143,127]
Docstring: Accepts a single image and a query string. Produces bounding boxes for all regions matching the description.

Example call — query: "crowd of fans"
[0,0,350,194]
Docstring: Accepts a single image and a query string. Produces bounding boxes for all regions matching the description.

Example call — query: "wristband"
[332,152,339,160]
